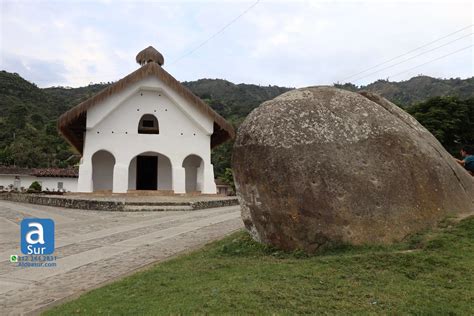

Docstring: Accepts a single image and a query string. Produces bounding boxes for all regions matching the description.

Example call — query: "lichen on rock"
[232,86,474,253]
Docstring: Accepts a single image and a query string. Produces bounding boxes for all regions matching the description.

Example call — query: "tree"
[219,167,235,191]
[7,105,28,129]
[407,96,474,155]
[9,136,43,167]
[211,141,234,179]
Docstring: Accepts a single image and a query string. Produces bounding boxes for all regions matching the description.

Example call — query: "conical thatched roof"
[58,53,235,154]
[136,46,164,66]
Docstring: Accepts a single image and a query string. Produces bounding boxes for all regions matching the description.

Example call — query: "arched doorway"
[92,150,115,192]
[128,152,172,191]
[182,154,204,193]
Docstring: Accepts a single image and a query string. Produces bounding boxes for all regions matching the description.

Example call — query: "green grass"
[45,216,474,315]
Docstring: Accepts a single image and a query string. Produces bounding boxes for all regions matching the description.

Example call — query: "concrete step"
[123,205,194,212]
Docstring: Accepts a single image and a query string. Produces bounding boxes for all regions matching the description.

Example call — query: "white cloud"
[0,0,472,88]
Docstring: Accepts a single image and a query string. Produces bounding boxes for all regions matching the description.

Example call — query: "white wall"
[83,76,213,164]
[0,175,78,191]
[38,177,78,191]
[0,175,33,190]
[78,75,217,194]
[0,175,15,189]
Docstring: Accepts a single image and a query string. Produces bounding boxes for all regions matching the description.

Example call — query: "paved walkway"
[0,200,243,315]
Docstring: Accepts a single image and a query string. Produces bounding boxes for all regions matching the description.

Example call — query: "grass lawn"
[45,216,474,315]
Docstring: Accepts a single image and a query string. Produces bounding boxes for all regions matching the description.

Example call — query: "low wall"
[191,199,240,209]
[0,193,239,211]
[0,193,125,211]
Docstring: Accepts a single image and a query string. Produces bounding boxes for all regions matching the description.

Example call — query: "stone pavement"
[0,200,243,315]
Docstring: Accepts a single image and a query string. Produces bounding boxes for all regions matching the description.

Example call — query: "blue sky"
[0,0,472,88]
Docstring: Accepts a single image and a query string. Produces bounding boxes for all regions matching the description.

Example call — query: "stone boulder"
[232,86,474,253]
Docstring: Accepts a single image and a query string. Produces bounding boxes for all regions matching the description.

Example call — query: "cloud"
[0,0,472,88]
[236,0,473,86]
[1,53,68,87]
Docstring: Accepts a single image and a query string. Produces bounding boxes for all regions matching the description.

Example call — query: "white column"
[113,163,129,193]
[77,159,93,192]
[172,167,186,194]
[201,163,217,194]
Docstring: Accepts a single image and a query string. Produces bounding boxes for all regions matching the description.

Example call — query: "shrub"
[28,181,42,192]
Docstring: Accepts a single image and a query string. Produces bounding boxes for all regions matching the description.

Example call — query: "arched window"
[138,114,159,134]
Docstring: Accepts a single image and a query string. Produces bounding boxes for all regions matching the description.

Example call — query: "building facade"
[0,167,78,192]
[58,46,234,194]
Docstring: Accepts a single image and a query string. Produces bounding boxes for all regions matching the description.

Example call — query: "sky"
[0,0,472,88]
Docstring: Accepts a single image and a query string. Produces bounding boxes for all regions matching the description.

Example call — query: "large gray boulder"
[232,86,474,253]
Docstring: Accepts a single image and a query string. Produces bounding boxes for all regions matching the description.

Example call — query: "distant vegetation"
[406,96,474,154]
[0,72,75,168]
[335,76,474,107]
[0,70,473,179]
[183,78,292,122]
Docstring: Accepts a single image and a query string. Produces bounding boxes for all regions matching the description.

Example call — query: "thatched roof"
[136,46,164,66]
[58,59,235,154]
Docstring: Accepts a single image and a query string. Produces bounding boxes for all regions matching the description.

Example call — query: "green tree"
[219,168,235,191]
[9,136,43,167]
[8,105,28,129]
[407,96,474,155]
[211,141,233,179]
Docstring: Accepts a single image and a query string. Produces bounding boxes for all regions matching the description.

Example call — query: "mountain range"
[0,70,472,174]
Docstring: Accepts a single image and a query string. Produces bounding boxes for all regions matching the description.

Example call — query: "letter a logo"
[26,222,45,245]
[21,218,55,255]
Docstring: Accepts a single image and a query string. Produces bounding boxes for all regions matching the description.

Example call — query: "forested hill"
[182,79,292,121]
[336,76,474,106]
[0,69,473,173]
[0,71,293,169]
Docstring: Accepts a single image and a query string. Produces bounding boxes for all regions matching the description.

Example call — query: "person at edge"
[455,145,474,176]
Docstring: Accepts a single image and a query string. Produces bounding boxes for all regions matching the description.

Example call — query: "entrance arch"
[182,154,204,193]
[92,150,115,192]
[128,152,172,191]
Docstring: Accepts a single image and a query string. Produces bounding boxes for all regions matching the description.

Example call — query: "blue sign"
[21,218,55,255]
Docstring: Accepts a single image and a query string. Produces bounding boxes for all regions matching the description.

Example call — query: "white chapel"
[58,46,234,194]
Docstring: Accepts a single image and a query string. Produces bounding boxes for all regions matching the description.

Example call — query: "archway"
[182,154,204,193]
[92,150,115,192]
[128,152,172,191]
